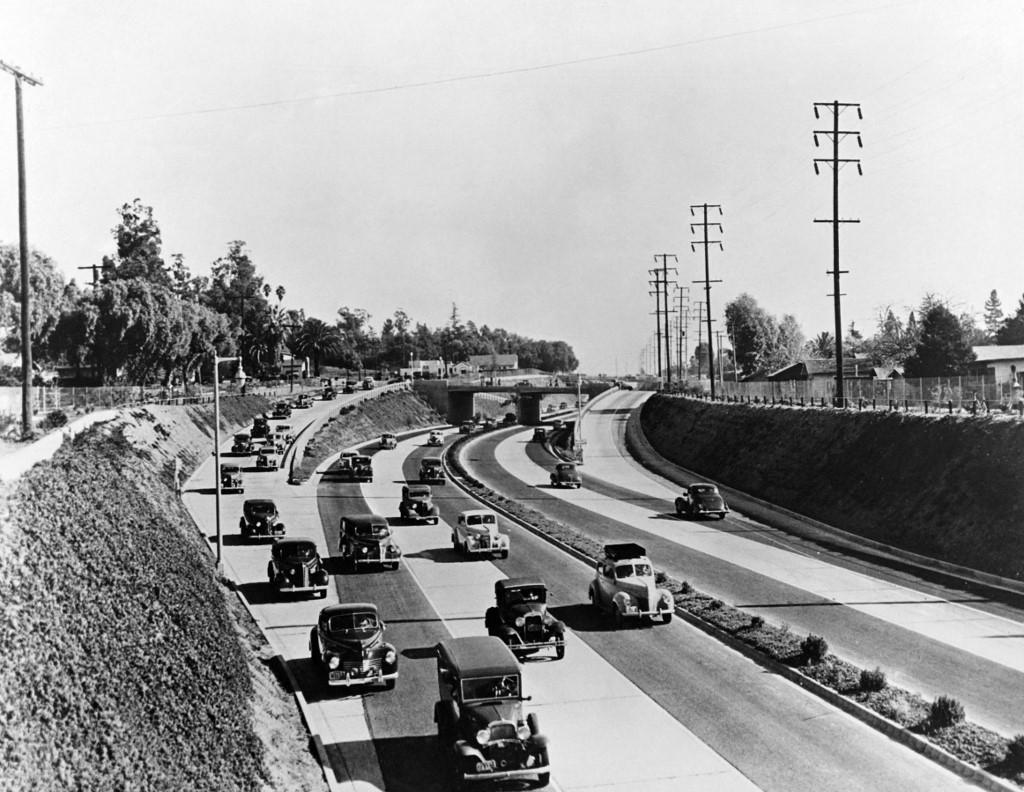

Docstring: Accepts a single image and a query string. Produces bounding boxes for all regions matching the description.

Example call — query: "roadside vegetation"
[0,396,325,792]
[445,432,1024,787]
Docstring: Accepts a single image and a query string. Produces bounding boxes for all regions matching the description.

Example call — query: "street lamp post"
[212,355,247,572]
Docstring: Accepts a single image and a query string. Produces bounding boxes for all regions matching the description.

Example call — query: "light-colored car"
[550,462,581,489]
[426,430,444,447]
[380,432,397,449]
[256,450,281,470]
[588,543,673,627]
[453,509,509,558]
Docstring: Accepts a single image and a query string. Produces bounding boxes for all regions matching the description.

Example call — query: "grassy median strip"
[445,431,1024,789]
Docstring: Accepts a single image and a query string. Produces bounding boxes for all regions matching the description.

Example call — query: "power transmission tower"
[814,100,862,408]
[1,59,42,437]
[650,255,677,388]
[690,204,723,399]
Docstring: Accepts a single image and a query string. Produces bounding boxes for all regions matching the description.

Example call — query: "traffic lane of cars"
[382,437,766,792]
[486,429,1024,738]
[436,434,975,792]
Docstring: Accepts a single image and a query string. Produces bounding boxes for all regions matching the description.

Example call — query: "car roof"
[437,635,520,676]
[244,499,276,508]
[496,577,545,593]
[342,512,388,527]
[405,484,431,494]
[275,537,317,549]
[422,456,442,464]
[318,602,378,620]
[461,509,495,519]
[603,542,647,561]
[220,464,240,471]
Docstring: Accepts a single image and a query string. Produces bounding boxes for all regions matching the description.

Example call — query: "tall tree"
[0,244,69,362]
[804,331,835,359]
[294,317,343,377]
[983,290,1003,341]
[996,293,1024,345]
[100,199,171,286]
[904,304,977,377]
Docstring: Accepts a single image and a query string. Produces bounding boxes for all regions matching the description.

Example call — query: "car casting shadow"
[404,548,466,564]
[210,532,269,547]
[400,645,439,661]
[548,603,653,633]
[237,581,281,606]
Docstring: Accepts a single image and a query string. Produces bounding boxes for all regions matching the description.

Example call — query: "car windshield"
[408,490,429,500]
[234,434,249,442]
[461,674,520,701]
[466,513,496,526]
[423,461,441,469]
[221,465,239,473]
[354,523,389,538]
[506,587,546,605]
[281,543,317,561]
[326,612,378,633]
[557,464,575,473]
[355,457,371,465]
[615,563,651,579]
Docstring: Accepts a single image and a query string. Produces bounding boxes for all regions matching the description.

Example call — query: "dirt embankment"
[292,390,442,482]
[0,396,325,792]
[641,395,1024,581]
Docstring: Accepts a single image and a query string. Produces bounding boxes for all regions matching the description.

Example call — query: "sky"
[1,1,1022,376]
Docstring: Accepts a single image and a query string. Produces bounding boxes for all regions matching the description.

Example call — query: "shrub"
[750,615,765,629]
[709,598,724,610]
[679,580,693,594]
[929,696,966,729]
[654,570,667,584]
[800,633,829,664]
[860,666,887,692]
[42,409,68,430]
[1007,734,1024,772]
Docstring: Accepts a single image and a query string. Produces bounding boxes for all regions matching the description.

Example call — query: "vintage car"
[559,401,568,410]
[550,462,581,489]
[219,463,244,493]
[399,484,440,524]
[551,419,564,430]
[588,543,673,627]
[434,636,550,789]
[419,457,446,485]
[531,427,547,443]
[347,455,373,482]
[343,380,357,394]
[251,416,270,440]
[458,420,476,435]
[271,401,292,419]
[453,509,509,558]
[485,578,564,660]
[481,417,497,430]
[379,432,398,450]
[426,430,444,447]
[338,513,401,569]
[239,499,286,540]
[502,413,517,426]
[231,432,254,455]
[275,424,295,444]
[309,603,397,689]
[675,483,729,520]
[322,385,336,400]
[267,537,329,598]
[294,393,313,408]
[268,432,287,454]
[362,377,375,390]
[256,449,281,470]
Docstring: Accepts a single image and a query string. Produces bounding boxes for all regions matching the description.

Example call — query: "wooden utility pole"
[650,255,677,388]
[1,60,43,437]
[690,204,723,399]
[814,101,862,408]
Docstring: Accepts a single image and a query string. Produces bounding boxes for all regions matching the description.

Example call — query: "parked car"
[239,499,285,540]
[531,427,547,443]
[309,603,397,689]
[588,543,673,627]
[267,537,329,598]
[271,401,292,419]
[485,578,564,659]
[362,377,375,391]
[419,457,446,485]
[343,380,356,394]
[399,484,440,524]
[256,450,281,470]
[322,384,336,400]
[550,462,581,489]
[379,432,397,450]
[219,463,244,493]
[434,636,550,789]
[231,432,254,455]
[675,483,729,520]
[502,413,517,426]
[459,420,475,434]
[453,509,509,558]
[338,513,401,569]
[426,430,444,447]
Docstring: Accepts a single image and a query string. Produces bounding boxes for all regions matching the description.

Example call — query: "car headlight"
[660,591,673,607]
[515,616,525,627]
[384,649,396,664]
[360,546,368,554]
[476,728,491,746]
[517,724,531,740]
[327,655,340,669]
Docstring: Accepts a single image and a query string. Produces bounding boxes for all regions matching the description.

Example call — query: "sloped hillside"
[0,397,324,792]
[640,395,1024,580]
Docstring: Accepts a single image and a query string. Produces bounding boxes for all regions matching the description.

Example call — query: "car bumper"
[353,556,401,566]
[327,669,398,687]
[511,637,563,652]
[461,763,550,783]
[276,583,328,593]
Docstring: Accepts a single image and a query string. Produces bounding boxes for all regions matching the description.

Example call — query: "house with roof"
[467,353,519,372]
[971,345,1024,386]
[763,357,900,382]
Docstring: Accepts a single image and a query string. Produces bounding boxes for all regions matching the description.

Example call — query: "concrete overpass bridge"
[414,380,607,425]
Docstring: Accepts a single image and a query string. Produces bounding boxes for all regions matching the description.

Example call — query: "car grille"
[478,535,490,550]
[524,614,543,634]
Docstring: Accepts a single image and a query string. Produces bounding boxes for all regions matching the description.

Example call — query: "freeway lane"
[478,389,1024,736]
[352,435,972,791]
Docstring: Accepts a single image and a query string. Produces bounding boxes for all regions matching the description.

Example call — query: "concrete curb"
[623,407,1024,600]
[445,431,1020,792]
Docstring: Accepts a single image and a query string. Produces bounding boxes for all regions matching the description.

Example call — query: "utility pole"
[694,301,705,380]
[690,204,723,399]
[2,60,42,437]
[675,286,689,382]
[77,264,101,286]
[715,330,726,389]
[650,255,677,389]
[814,100,862,408]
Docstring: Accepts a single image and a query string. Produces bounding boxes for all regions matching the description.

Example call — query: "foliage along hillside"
[0,396,324,792]
[641,395,1024,581]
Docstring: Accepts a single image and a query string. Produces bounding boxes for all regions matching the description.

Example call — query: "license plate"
[476,760,496,772]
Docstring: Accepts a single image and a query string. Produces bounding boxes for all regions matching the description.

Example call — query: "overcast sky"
[1,1,1022,375]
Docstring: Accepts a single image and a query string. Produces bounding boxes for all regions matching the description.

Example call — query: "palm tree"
[294,317,343,377]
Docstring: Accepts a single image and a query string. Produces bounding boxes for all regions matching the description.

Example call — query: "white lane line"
[362,436,763,792]
[491,428,1024,674]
